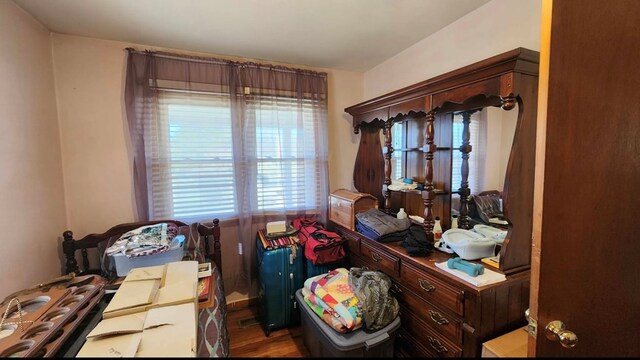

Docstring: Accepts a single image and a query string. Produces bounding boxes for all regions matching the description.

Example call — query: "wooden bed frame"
[61,219,222,277]
[58,218,229,357]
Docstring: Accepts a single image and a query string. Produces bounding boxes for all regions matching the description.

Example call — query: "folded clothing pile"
[301,267,399,334]
[347,267,399,331]
[400,224,434,257]
[105,223,178,258]
[355,208,411,242]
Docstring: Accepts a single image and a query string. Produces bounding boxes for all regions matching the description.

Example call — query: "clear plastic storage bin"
[111,236,185,276]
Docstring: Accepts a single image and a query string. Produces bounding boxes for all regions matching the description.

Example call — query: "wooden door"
[530,0,640,356]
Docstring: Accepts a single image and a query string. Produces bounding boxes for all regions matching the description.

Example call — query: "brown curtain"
[124,48,329,298]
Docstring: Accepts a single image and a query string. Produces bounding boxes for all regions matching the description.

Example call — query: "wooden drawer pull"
[418,278,435,292]
[427,336,448,353]
[428,310,449,325]
[371,252,382,262]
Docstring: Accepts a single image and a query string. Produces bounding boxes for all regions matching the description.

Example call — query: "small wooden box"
[329,189,378,231]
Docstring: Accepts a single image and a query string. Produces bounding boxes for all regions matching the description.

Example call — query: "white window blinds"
[246,96,324,213]
[151,91,236,221]
[149,91,325,221]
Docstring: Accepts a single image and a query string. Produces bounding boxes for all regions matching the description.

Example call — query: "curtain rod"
[125,48,327,77]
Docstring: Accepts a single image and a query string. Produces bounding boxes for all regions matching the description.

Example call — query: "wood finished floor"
[228,306,310,357]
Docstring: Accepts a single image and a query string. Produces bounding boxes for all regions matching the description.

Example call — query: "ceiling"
[14,0,490,72]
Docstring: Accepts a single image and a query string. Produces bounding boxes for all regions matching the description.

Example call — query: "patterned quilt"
[302,268,363,333]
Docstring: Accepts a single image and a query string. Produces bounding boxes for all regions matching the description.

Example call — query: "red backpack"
[292,216,346,265]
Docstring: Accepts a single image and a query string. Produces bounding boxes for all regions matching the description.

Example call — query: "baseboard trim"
[226,296,258,311]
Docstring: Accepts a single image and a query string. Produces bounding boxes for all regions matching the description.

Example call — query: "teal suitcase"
[256,235,305,336]
[304,258,347,280]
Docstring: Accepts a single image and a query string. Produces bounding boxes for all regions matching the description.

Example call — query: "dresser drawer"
[400,262,464,316]
[337,225,361,256]
[393,282,462,344]
[400,312,462,358]
[396,330,430,358]
[360,242,399,277]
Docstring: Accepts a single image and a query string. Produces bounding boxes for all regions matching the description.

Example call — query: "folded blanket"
[302,268,363,333]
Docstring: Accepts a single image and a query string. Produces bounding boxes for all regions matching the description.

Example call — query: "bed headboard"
[61,219,222,278]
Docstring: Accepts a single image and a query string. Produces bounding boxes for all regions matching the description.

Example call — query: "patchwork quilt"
[302,268,363,333]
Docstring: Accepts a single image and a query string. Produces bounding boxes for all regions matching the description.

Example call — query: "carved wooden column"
[62,230,79,275]
[198,218,222,276]
[458,111,473,229]
[383,121,393,210]
[422,111,436,240]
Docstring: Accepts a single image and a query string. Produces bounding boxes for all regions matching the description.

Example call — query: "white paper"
[435,261,506,287]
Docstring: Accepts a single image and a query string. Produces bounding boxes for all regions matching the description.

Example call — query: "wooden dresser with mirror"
[333,48,539,357]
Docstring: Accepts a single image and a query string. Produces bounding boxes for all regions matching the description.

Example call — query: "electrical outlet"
[238,242,243,255]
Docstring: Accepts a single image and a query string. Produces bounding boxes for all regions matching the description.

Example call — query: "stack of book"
[257,227,299,250]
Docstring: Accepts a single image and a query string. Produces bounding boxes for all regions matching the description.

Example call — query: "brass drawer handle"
[391,283,403,294]
[371,252,382,262]
[429,310,449,325]
[427,336,448,353]
[418,278,435,292]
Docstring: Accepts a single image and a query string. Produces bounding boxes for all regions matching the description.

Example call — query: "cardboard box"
[102,261,198,319]
[77,261,199,357]
[481,326,528,357]
[78,303,197,357]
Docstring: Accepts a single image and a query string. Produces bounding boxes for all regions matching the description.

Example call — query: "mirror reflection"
[389,104,518,230]
[452,107,516,196]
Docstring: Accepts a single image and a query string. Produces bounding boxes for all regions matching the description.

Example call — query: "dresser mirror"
[449,106,517,228]
[388,102,518,232]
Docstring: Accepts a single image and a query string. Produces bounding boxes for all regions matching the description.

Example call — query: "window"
[391,121,404,179]
[452,111,483,193]
[249,97,321,212]
[150,90,325,221]
[151,91,235,221]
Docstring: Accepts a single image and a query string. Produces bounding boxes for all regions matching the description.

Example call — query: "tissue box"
[266,220,287,234]
[111,237,185,277]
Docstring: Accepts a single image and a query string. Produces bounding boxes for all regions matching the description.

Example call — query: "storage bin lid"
[295,289,401,351]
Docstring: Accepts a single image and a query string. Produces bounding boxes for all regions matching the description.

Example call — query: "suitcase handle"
[364,332,389,350]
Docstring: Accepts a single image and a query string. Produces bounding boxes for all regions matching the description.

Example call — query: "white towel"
[435,261,506,287]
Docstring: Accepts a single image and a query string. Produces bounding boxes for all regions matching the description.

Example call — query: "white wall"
[364,0,542,98]
[51,34,364,235]
[0,0,66,300]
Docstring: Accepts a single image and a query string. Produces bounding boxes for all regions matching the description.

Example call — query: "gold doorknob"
[545,320,578,348]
